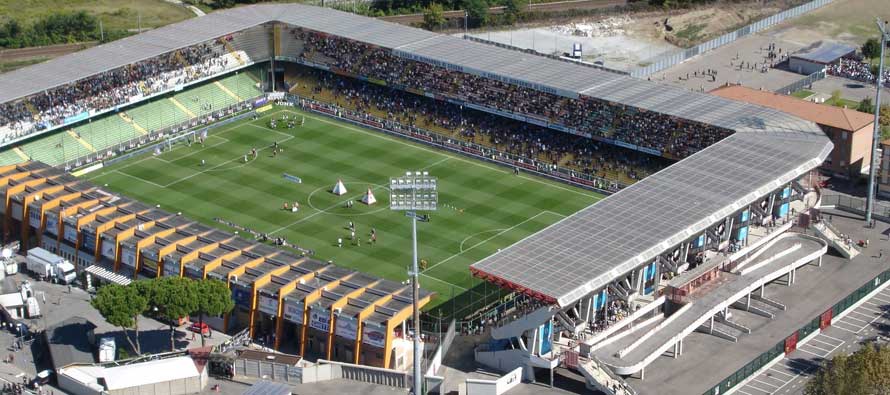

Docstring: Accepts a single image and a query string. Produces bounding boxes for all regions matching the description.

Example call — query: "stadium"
[0,3,841,394]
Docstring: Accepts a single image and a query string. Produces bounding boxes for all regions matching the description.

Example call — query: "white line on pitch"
[424,211,557,273]
[420,273,467,291]
[298,111,603,199]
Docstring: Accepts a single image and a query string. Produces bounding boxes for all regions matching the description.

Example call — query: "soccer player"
[338,238,342,248]
[201,159,205,166]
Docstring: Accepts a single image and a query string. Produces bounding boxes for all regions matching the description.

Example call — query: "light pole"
[390,172,437,395]
[866,19,888,227]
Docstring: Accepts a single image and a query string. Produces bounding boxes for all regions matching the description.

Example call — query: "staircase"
[220,38,246,66]
[811,221,859,259]
[578,356,636,395]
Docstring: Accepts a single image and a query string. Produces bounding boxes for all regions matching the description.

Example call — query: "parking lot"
[734,282,890,395]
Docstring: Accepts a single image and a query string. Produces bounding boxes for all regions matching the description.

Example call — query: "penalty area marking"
[424,210,565,274]
[290,110,602,200]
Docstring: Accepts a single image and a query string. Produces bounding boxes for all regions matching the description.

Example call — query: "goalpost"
[165,130,197,152]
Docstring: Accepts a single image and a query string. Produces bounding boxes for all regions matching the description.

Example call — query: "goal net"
[165,130,197,152]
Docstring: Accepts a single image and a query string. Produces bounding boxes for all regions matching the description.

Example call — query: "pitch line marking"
[459,229,507,253]
[424,211,561,273]
[267,152,443,235]
[84,111,282,181]
[267,184,389,235]
[161,124,294,187]
[110,170,167,189]
[292,110,602,200]
[420,273,467,291]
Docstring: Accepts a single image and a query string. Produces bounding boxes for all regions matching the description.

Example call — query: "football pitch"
[85,108,602,314]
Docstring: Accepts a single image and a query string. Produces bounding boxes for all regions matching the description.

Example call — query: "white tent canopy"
[332,179,347,196]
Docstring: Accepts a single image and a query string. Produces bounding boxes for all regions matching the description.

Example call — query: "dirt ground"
[769,0,890,46]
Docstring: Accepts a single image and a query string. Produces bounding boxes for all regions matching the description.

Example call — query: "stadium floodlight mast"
[866,18,888,227]
[390,171,437,395]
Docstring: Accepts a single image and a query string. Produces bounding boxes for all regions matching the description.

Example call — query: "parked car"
[189,322,210,335]
[30,369,52,388]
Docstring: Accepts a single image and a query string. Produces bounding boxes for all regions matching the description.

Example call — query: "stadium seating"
[285,28,732,159]
[2,71,263,167]
[286,64,664,184]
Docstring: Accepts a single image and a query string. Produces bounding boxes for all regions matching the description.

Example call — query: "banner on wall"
[101,239,116,259]
[362,322,386,348]
[336,316,358,340]
[283,301,303,324]
[257,295,279,316]
[309,309,330,332]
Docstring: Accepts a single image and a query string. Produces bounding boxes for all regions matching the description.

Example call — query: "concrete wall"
[465,367,523,395]
[108,376,204,395]
[58,372,103,395]
[789,58,824,76]
[466,379,498,395]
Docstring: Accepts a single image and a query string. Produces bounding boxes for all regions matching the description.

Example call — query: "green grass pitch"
[85,108,602,312]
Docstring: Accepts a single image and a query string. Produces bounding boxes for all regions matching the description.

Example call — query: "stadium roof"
[790,41,856,65]
[0,4,833,308]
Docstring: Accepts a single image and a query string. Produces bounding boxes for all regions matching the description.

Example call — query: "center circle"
[306,181,391,217]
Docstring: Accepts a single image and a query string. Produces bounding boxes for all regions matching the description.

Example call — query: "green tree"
[862,38,882,60]
[422,3,447,31]
[805,343,890,395]
[858,96,874,114]
[151,277,199,351]
[503,0,523,25]
[464,0,489,28]
[194,279,234,347]
[91,283,148,355]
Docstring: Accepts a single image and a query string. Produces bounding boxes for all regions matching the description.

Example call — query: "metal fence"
[821,193,890,222]
[703,268,890,395]
[233,358,303,382]
[62,97,260,173]
[284,94,625,194]
[632,0,833,77]
[775,70,826,95]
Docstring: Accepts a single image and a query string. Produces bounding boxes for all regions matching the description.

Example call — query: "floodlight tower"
[390,171,437,395]
[866,19,889,226]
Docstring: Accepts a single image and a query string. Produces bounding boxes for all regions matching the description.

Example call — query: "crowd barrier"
[632,0,833,77]
[285,94,622,194]
[775,70,826,95]
[703,268,890,394]
[820,193,890,223]
[67,97,261,172]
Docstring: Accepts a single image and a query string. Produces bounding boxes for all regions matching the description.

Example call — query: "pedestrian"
[67,284,71,293]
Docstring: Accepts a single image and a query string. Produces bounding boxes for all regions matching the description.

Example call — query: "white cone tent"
[361,188,377,205]
[332,179,347,195]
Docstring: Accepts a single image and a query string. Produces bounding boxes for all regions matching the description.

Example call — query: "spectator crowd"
[0,38,246,144]
[292,66,669,183]
[293,28,732,159]
[826,58,890,87]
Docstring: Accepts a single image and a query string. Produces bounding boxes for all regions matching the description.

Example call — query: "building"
[710,84,873,179]
[0,162,433,370]
[57,355,207,395]
[789,41,857,75]
[45,317,97,371]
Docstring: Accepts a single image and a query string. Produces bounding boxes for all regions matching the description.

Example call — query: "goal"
[165,130,197,152]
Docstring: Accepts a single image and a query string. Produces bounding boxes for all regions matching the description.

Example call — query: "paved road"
[734,281,890,395]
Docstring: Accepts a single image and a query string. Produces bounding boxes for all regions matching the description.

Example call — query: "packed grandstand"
[0,3,838,393]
